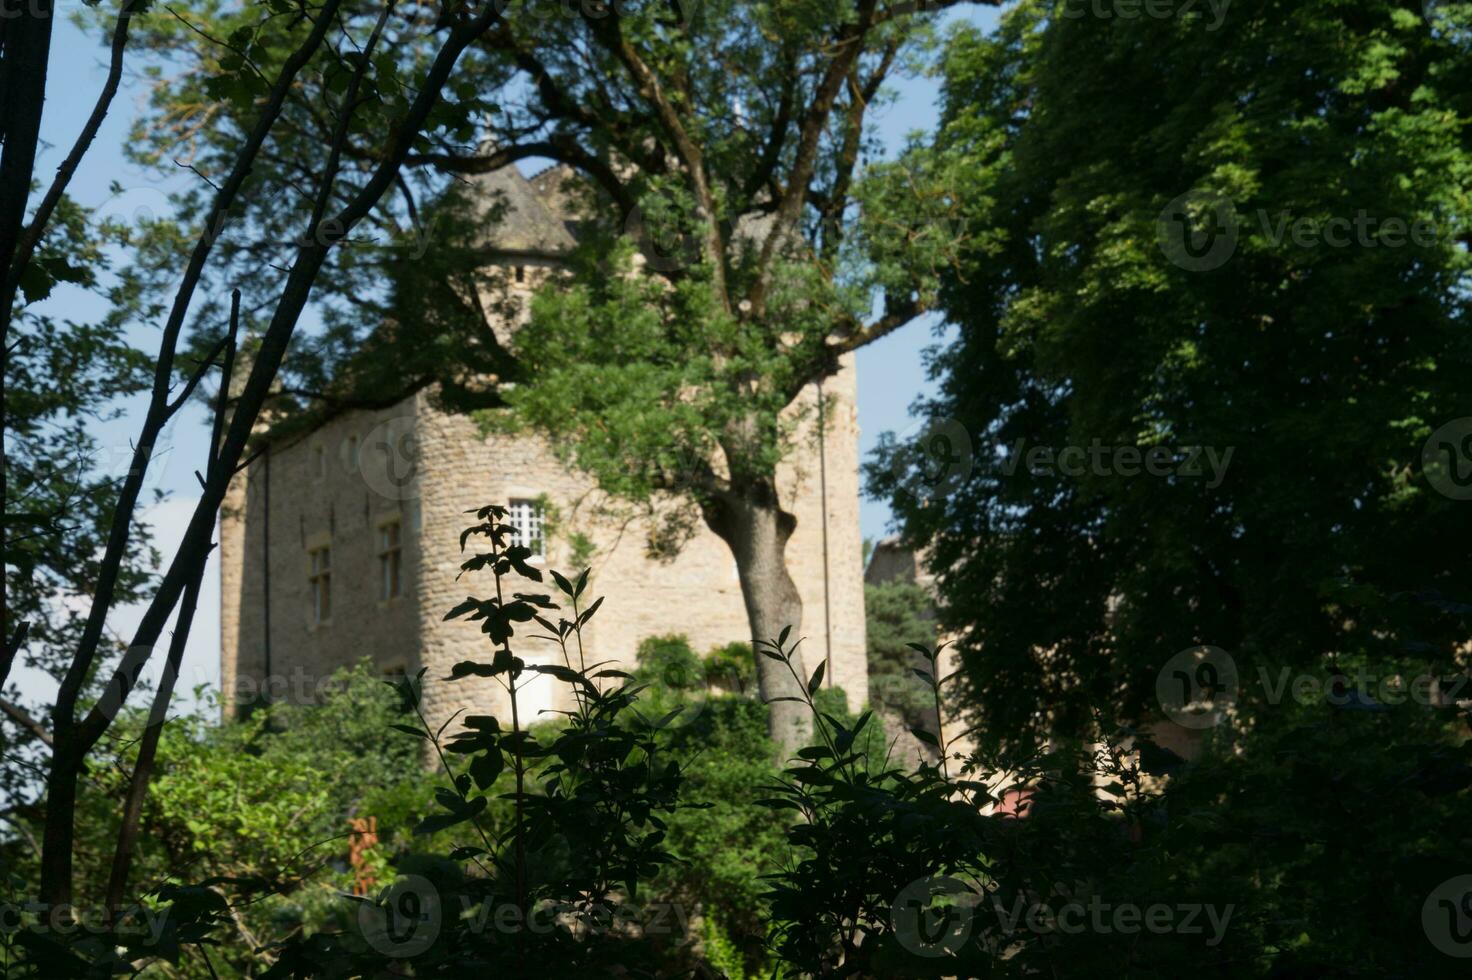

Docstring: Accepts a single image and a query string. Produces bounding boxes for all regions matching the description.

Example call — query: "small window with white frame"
[309,545,332,623]
[378,520,402,600]
[507,498,546,560]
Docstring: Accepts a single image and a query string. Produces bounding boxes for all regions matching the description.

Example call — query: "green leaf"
[444,597,482,620]
[413,795,487,836]
[470,749,504,790]
[16,262,54,304]
[807,661,825,695]
[577,595,605,626]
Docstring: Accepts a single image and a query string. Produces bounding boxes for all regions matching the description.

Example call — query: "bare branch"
[7,0,137,291]
[49,0,347,728]
[0,696,52,749]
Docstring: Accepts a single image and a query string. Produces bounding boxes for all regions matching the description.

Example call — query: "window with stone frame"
[507,498,546,560]
[378,520,402,600]
[309,546,331,623]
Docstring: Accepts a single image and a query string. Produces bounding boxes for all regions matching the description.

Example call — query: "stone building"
[218,165,868,732]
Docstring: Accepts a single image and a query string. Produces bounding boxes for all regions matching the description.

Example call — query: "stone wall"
[219,357,869,734]
[218,402,424,716]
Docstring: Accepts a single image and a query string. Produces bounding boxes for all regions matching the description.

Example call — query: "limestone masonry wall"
[219,403,423,716]
[220,358,868,733]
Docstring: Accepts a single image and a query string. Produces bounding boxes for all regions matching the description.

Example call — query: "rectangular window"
[309,546,332,623]
[507,499,546,559]
[314,445,327,479]
[378,521,402,600]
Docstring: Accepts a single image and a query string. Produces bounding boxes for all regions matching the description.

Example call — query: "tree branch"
[6,0,136,294]
[746,0,879,317]
[0,696,51,749]
[589,7,730,307]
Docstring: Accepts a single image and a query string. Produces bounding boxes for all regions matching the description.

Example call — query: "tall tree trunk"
[0,0,55,683]
[703,476,813,755]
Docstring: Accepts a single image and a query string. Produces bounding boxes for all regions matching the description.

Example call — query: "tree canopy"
[872,0,1472,748]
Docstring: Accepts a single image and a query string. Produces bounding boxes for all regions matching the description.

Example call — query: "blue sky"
[28,3,997,698]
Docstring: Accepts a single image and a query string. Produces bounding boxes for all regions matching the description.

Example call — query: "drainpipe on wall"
[816,379,833,688]
[262,446,272,702]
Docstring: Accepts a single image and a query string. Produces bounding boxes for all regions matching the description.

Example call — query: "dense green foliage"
[11,2,1472,976]
[860,1,1472,975]
[3,677,432,977]
[1,191,158,807]
[872,0,1472,749]
[1,663,441,978]
[864,580,939,730]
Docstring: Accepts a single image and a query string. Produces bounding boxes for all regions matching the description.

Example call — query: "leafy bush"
[864,580,939,730]
[757,635,1472,978]
[705,641,756,689]
[266,506,697,977]
[16,509,1467,979]
[633,633,706,693]
[0,662,441,979]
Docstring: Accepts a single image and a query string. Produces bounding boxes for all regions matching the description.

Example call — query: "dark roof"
[469,164,577,256]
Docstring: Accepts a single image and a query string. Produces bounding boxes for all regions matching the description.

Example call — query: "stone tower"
[218,165,868,733]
